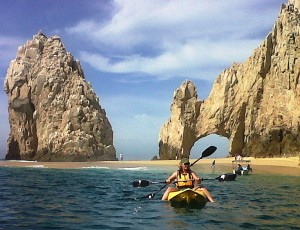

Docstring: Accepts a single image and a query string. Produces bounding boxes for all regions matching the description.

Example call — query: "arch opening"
[190,134,229,159]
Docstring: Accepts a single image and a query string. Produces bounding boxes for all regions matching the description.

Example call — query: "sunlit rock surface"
[4,32,116,161]
[159,1,300,159]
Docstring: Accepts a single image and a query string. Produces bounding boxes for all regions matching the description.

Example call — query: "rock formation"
[159,0,300,159]
[4,32,116,161]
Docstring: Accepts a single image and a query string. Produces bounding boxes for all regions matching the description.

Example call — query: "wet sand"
[0,157,299,176]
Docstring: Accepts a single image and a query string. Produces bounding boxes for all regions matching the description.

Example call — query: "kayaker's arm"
[165,172,177,184]
[191,171,201,185]
[194,178,201,185]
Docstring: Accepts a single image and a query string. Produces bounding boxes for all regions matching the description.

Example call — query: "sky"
[0,0,285,160]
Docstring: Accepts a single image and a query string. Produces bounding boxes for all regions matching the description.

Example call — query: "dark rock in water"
[159,1,300,159]
[151,156,159,160]
[4,32,116,161]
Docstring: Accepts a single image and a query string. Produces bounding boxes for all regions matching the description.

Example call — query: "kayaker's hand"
[195,178,201,184]
[165,179,171,184]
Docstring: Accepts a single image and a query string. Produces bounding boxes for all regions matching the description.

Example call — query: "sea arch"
[158,80,248,159]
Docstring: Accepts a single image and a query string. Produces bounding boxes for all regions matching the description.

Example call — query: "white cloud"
[79,37,263,80]
[101,94,170,134]
[66,0,282,81]
[103,97,168,159]
[101,94,170,117]
[0,36,24,47]
[0,36,24,70]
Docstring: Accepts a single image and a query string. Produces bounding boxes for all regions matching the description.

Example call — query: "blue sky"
[0,0,285,160]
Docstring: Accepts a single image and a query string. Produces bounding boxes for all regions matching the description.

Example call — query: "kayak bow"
[167,188,207,208]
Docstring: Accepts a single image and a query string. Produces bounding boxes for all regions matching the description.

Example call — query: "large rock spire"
[4,32,116,161]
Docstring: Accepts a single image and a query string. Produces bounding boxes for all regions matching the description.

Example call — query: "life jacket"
[176,171,194,189]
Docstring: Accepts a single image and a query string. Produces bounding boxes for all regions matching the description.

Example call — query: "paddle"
[201,173,237,182]
[133,179,194,187]
[133,173,236,188]
[132,180,166,187]
[140,145,217,199]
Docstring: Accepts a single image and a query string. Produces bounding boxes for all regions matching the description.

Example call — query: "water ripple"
[0,167,299,229]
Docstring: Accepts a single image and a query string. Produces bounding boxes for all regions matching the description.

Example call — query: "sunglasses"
[182,162,190,166]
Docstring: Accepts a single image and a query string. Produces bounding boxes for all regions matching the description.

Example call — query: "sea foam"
[117,167,148,171]
[26,165,46,168]
[81,166,110,169]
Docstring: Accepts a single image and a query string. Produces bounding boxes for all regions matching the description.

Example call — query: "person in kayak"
[161,158,215,202]
[236,164,243,174]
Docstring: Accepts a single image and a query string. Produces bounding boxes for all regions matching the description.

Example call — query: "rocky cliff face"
[4,32,116,161]
[159,0,300,159]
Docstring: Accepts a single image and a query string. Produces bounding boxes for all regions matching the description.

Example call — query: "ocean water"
[0,165,299,230]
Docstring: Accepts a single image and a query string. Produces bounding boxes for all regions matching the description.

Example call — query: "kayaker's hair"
[178,165,191,174]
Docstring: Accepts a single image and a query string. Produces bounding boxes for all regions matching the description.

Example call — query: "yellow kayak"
[167,188,207,208]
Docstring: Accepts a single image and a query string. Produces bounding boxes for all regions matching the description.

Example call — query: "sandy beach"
[0,157,299,176]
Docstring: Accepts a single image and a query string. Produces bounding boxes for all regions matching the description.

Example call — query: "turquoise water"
[0,165,299,229]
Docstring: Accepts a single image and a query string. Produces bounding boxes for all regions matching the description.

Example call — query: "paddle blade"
[202,146,217,158]
[132,180,150,187]
[191,146,217,166]
[216,173,237,182]
[142,193,155,199]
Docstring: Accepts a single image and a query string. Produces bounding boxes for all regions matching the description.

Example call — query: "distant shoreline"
[0,157,299,176]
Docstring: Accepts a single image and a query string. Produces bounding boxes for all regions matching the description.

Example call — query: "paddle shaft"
[133,179,195,187]
[142,184,167,198]
[141,180,195,198]
[134,169,236,189]
[134,174,236,188]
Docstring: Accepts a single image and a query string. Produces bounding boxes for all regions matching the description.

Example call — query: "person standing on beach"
[211,159,216,169]
[161,158,214,202]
